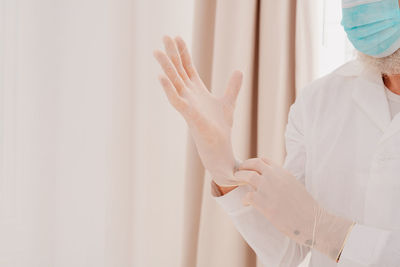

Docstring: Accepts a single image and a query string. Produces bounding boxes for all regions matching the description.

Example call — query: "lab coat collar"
[345,60,393,133]
[333,59,364,77]
[380,114,400,145]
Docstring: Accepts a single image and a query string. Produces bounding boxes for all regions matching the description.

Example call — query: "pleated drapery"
[181,0,319,266]
[0,0,320,266]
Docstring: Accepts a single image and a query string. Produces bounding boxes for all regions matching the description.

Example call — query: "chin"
[357,48,400,75]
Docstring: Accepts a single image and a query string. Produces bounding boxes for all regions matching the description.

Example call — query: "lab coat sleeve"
[338,224,400,266]
[210,95,310,266]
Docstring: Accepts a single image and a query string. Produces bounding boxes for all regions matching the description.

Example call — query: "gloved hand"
[153,35,243,186]
[234,158,356,262]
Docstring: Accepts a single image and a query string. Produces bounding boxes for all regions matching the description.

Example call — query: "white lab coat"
[211,59,400,267]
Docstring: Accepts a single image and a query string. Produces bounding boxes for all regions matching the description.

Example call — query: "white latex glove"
[153,35,243,186]
[234,158,356,262]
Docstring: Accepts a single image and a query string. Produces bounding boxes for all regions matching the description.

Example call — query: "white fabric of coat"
[386,87,400,117]
[211,59,400,267]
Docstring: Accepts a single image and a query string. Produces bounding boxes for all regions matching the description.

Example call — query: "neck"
[383,74,400,95]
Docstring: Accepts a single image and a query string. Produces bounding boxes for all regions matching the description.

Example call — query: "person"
[153,0,400,266]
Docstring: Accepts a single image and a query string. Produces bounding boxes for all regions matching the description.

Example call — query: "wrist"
[315,210,355,261]
[335,221,356,263]
[214,182,238,195]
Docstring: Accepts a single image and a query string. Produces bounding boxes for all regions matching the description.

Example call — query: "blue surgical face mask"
[341,0,400,58]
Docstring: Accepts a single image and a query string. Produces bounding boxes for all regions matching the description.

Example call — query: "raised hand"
[153,35,243,186]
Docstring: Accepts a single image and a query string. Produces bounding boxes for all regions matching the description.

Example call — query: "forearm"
[210,180,310,266]
[211,158,243,195]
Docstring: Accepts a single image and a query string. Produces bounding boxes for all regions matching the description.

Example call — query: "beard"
[358,48,400,75]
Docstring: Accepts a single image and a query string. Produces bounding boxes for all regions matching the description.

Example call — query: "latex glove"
[234,158,356,262]
[153,35,243,186]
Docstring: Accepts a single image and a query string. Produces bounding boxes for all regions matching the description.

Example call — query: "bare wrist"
[216,183,238,195]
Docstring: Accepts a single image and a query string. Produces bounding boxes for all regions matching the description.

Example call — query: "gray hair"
[357,48,400,75]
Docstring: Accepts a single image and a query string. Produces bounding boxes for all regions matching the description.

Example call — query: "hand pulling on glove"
[153,35,243,187]
[234,158,356,262]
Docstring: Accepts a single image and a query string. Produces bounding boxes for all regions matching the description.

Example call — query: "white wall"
[316,0,355,78]
[0,0,194,266]
[131,1,194,267]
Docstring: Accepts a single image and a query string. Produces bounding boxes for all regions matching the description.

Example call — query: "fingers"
[260,157,279,167]
[224,70,243,106]
[158,74,188,113]
[242,191,263,207]
[242,192,254,206]
[153,50,186,95]
[237,158,272,175]
[162,36,191,85]
[174,36,200,81]
[233,170,261,190]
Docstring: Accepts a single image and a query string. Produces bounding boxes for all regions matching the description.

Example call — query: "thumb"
[223,70,243,106]
[242,192,255,206]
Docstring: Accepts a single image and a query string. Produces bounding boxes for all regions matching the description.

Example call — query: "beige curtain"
[181,0,319,266]
[0,0,320,266]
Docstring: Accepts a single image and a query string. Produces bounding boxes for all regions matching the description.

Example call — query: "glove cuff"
[336,221,356,263]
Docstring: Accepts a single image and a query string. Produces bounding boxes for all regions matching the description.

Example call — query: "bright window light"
[317,0,355,78]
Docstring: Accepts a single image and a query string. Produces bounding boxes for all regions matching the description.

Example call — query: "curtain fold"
[180,1,216,265]
[0,0,319,266]
[181,0,318,266]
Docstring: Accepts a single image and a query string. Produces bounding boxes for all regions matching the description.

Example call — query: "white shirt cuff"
[210,180,253,214]
[340,224,391,265]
